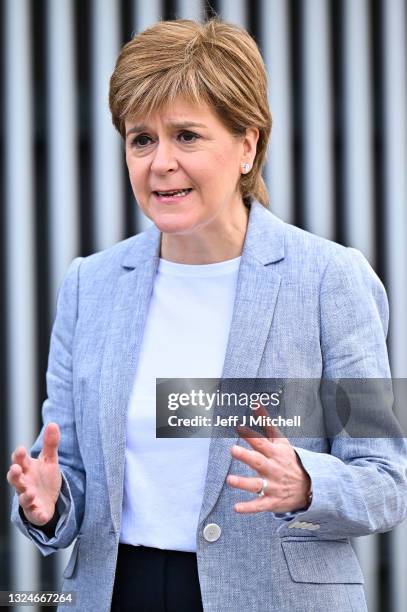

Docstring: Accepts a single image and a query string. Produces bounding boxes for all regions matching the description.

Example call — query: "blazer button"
[203,523,222,542]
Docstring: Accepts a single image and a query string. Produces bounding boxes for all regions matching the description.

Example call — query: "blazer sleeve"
[10,256,86,555]
[277,247,407,537]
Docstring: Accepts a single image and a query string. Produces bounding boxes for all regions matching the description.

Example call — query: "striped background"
[1,1,406,610]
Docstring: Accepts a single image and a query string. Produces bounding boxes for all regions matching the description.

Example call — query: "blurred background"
[0,0,406,610]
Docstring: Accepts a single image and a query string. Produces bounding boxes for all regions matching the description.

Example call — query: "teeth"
[156,189,191,196]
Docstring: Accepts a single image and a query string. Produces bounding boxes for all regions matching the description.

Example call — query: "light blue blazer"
[11,201,407,611]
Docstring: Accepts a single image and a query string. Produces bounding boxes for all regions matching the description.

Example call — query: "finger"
[235,424,265,439]
[235,406,286,442]
[6,464,26,493]
[40,423,60,462]
[255,404,286,441]
[234,497,274,514]
[227,474,272,496]
[230,444,271,476]
[235,427,277,459]
[11,447,31,472]
[19,489,36,508]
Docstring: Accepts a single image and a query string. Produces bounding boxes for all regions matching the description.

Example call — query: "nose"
[150,140,178,174]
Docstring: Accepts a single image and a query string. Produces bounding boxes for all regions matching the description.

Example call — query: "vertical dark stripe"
[371,2,393,607]
[204,0,219,20]
[379,530,393,612]
[0,0,10,591]
[32,0,58,598]
[330,0,345,246]
[371,0,386,286]
[247,0,259,40]
[164,0,177,20]
[121,0,133,42]
[121,0,138,238]
[33,0,49,428]
[123,0,137,243]
[75,0,92,256]
[125,171,138,236]
[289,0,305,230]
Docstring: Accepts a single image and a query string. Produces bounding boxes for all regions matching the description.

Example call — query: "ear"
[242,127,260,165]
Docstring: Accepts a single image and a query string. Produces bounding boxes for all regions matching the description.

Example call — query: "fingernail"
[228,475,237,485]
[232,445,241,455]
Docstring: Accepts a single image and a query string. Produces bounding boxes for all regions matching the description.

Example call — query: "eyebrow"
[126,121,208,137]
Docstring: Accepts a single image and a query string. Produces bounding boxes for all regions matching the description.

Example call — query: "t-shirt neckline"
[157,255,241,277]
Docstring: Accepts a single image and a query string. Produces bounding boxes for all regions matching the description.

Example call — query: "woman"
[7,17,407,612]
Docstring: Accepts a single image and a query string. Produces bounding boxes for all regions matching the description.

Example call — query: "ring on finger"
[255,477,268,498]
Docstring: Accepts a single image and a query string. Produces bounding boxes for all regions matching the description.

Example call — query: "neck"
[160,201,249,264]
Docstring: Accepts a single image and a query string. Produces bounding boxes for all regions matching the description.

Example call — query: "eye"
[178,131,200,143]
[130,134,152,148]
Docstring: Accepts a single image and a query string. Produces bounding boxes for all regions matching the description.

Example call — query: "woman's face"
[124,97,258,235]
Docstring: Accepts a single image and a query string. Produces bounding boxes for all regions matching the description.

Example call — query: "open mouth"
[153,188,193,197]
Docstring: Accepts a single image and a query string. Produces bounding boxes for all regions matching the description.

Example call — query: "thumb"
[40,422,61,462]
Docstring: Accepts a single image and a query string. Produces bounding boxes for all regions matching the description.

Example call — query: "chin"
[153,218,198,235]
[148,209,202,235]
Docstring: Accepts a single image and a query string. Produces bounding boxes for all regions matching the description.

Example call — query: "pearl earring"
[241,162,251,174]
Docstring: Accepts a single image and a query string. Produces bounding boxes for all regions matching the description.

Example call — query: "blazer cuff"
[19,473,71,544]
[11,470,78,553]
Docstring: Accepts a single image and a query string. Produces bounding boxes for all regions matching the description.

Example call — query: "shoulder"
[266,212,375,291]
[268,211,384,293]
[284,220,387,314]
[249,202,359,277]
[71,224,159,281]
[255,206,388,320]
[57,225,160,305]
[282,218,355,275]
[83,226,158,271]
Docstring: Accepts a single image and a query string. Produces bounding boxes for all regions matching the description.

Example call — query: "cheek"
[126,160,146,192]
[213,148,240,178]
[201,154,239,195]
[189,157,227,188]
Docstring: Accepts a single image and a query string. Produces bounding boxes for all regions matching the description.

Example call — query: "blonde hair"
[109,17,272,207]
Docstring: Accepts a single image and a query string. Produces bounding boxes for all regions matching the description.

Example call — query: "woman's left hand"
[226,405,312,514]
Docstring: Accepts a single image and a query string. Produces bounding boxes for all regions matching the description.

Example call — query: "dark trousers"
[110,543,204,612]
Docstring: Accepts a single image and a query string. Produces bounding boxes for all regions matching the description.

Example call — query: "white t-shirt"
[120,255,241,552]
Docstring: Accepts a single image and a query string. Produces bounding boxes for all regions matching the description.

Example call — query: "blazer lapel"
[199,202,285,525]
[99,225,161,533]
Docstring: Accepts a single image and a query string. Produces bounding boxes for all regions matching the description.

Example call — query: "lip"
[153,188,193,203]
[152,188,192,193]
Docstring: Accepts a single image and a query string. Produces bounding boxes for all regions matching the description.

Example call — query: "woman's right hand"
[7,423,62,526]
